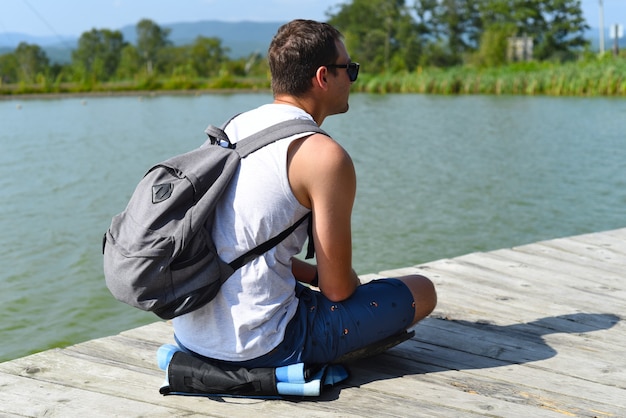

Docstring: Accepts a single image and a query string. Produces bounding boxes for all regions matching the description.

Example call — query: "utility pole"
[599,0,605,54]
[611,24,623,56]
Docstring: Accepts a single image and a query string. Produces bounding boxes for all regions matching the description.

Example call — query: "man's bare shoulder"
[296,132,353,169]
[288,131,356,208]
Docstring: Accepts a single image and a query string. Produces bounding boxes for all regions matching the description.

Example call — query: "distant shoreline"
[0,88,272,101]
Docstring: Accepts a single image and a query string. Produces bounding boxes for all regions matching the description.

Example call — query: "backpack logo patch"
[152,183,173,203]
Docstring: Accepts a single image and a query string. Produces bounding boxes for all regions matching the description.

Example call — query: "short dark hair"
[268,19,343,97]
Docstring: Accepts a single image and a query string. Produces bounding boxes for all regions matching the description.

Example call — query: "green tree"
[136,19,171,75]
[0,52,19,83]
[428,0,483,65]
[115,44,142,80]
[479,0,588,62]
[535,0,589,60]
[157,44,191,77]
[72,29,126,82]
[471,24,515,67]
[413,0,588,65]
[413,0,439,39]
[14,42,50,83]
[329,0,419,73]
[189,36,229,77]
[411,0,450,66]
[394,13,424,71]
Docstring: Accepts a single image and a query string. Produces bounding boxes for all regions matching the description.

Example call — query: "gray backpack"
[103,118,326,319]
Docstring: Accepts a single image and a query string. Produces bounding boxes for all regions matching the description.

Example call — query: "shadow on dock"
[314,312,620,401]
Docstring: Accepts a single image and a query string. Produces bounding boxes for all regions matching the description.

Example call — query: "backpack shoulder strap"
[205,119,328,156]
[229,212,312,271]
[235,119,327,157]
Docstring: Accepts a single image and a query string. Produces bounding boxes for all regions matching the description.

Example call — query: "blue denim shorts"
[177,278,416,368]
[291,278,415,365]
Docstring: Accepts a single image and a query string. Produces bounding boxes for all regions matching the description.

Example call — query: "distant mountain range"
[1,20,624,64]
[0,20,285,63]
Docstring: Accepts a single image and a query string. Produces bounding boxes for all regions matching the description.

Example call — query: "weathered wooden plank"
[0,371,194,418]
[513,240,626,275]
[569,230,626,255]
[315,380,498,418]
[544,234,626,261]
[420,258,625,318]
[603,227,626,240]
[333,361,571,418]
[409,318,626,388]
[396,336,626,411]
[384,251,622,296]
[461,248,623,290]
[354,351,626,417]
[117,320,174,343]
[408,260,620,329]
[386,334,626,415]
[62,334,164,372]
[412,263,625,361]
[436,252,626,311]
[0,351,157,399]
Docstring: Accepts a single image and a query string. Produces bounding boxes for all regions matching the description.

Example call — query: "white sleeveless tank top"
[172,104,317,361]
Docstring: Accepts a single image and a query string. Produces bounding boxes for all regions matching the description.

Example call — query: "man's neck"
[273,95,325,126]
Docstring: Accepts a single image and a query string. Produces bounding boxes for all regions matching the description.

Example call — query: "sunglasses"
[326,62,360,82]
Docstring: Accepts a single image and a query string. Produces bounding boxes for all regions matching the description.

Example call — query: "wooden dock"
[1,228,625,417]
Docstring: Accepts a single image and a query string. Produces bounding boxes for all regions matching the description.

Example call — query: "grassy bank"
[2,58,625,97]
[356,58,626,96]
[0,74,271,97]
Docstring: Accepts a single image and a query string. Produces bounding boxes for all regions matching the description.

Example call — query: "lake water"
[1,93,625,362]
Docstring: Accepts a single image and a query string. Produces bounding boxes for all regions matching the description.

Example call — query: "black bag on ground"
[157,345,349,398]
[161,351,279,397]
[103,119,326,319]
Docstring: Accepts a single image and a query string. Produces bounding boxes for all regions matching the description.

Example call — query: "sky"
[0,0,624,38]
[0,0,340,37]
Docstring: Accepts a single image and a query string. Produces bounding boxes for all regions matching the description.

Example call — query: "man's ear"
[313,66,329,90]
